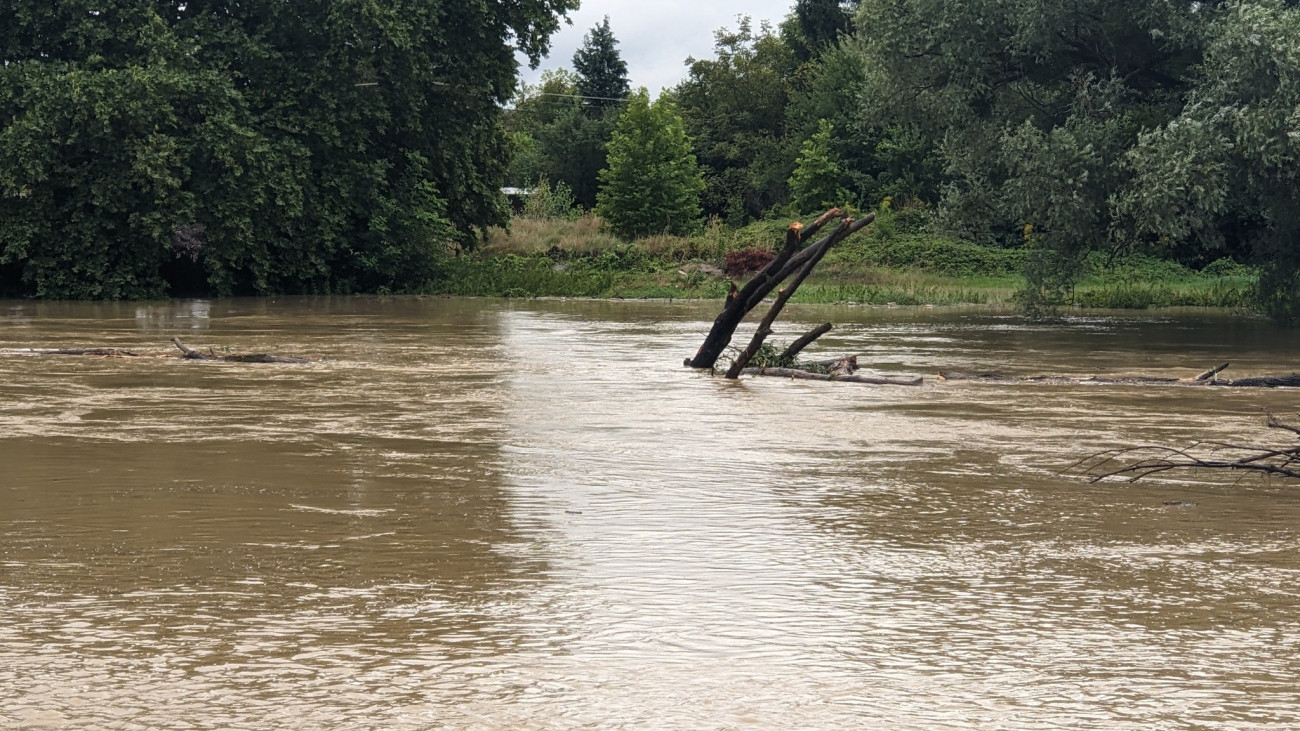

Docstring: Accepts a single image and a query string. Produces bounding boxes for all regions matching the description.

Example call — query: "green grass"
[434,214,1258,309]
[1070,253,1254,309]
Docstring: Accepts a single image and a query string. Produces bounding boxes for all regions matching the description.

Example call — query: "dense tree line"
[0,0,577,297]
[4,0,1298,317]
[513,0,1300,319]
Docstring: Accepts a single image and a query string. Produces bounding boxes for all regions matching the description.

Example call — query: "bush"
[521,177,580,220]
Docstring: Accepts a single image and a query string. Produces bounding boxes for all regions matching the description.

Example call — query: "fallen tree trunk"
[937,364,1300,388]
[743,367,923,386]
[1075,411,1300,482]
[171,337,312,364]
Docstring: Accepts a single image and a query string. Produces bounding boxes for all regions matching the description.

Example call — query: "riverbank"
[430,215,1256,310]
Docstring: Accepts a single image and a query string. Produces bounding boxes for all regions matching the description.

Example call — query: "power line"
[529,91,634,103]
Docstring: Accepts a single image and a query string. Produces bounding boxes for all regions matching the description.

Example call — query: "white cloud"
[518,0,795,96]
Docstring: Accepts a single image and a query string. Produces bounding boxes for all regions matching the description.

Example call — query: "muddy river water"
[3,298,1300,729]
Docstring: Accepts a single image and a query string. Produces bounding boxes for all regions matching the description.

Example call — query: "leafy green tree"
[596,90,705,238]
[0,0,577,297]
[505,70,616,209]
[786,40,943,207]
[852,0,1212,311]
[572,16,631,113]
[787,0,854,61]
[675,18,800,224]
[789,120,850,212]
[1118,0,1300,321]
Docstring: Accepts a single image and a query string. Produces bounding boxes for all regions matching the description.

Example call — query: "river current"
[2,298,1300,729]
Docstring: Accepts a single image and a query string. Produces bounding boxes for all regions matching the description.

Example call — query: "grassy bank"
[431,214,1255,310]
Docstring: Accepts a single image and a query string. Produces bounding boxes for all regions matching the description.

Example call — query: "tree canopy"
[675,18,800,224]
[850,0,1300,315]
[0,0,577,297]
[9,0,1300,321]
[572,16,631,112]
[596,90,705,238]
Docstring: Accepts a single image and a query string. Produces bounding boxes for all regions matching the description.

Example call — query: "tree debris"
[685,208,867,371]
[937,364,1300,388]
[1075,411,1300,482]
[0,340,313,364]
[685,207,918,386]
[170,337,313,363]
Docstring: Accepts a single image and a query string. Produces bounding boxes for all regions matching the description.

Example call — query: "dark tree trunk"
[725,213,875,378]
[685,209,857,369]
[780,323,833,362]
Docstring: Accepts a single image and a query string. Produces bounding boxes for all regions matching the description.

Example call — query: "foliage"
[835,233,1024,278]
[852,0,1210,312]
[505,70,616,209]
[741,342,797,369]
[572,16,631,113]
[1117,0,1300,322]
[0,0,578,298]
[521,177,580,221]
[788,0,854,61]
[785,41,944,210]
[596,90,706,238]
[789,119,851,213]
[505,16,629,209]
[675,18,800,224]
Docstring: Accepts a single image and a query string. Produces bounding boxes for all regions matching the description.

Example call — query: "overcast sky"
[518,0,797,96]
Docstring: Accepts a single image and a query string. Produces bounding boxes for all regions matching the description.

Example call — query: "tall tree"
[504,69,615,209]
[675,18,799,224]
[788,0,854,61]
[0,0,578,298]
[572,16,631,113]
[596,90,705,238]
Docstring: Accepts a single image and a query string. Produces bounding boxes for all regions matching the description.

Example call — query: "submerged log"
[937,365,1300,388]
[0,347,146,357]
[743,367,923,386]
[937,372,1181,385]
[171,337,313,364]
[2,340,313,363]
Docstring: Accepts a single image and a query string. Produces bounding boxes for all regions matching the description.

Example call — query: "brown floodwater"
[2,297,1300,729]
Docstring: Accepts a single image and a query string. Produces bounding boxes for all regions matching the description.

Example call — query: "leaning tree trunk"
[725,213,875,378]
[684,209,847,369]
